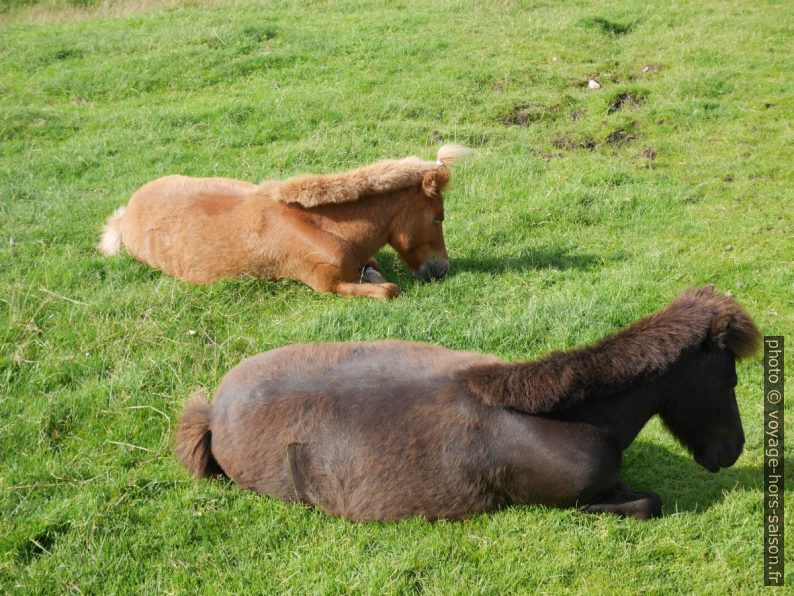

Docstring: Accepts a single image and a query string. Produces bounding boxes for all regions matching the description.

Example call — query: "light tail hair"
[97,206,126,255]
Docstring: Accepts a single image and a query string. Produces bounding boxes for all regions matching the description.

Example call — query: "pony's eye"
[433,216,444,225]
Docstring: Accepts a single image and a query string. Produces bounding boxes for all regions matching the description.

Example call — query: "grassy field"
[1,0,792,592]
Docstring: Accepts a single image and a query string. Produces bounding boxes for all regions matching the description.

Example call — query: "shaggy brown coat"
[175,286,760,521]
[98,145,468,298]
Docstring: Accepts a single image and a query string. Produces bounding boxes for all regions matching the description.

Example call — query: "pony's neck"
[546,370,673,451]
[304,190,410,262]
[547,348,712,451]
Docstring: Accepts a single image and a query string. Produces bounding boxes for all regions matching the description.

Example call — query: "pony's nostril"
[694,449,720,473]
[433,260,449,279]
[719,435,743,468]
[417,259,449,281]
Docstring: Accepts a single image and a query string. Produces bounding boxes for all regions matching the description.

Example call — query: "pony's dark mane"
[461,286,761,414]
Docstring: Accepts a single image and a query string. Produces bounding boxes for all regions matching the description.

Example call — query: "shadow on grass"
[621,441,773,513]
[579,16,637,37]
[370,245,617,294]
[453,246,617,275]
[187,245,618,298]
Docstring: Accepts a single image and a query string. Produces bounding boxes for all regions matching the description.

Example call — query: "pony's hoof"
[361,266,388,285]
[381,283,400,299]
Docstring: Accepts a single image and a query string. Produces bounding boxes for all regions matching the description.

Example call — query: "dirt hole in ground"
[501,104,545,126]
[608,92,643,114]
[553,134,596,151]
[581,17,634,36]
[606,129,639,146]
[17,523,70,564]
[641,147,657,159]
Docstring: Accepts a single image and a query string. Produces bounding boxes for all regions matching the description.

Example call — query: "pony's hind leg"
[360,265,388,285]
[579,482,662,520]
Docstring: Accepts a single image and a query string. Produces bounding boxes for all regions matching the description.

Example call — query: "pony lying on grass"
[98,145,468,298]
[175,286,759,521]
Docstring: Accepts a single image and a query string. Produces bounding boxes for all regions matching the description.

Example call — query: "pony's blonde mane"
[265,144,469,208]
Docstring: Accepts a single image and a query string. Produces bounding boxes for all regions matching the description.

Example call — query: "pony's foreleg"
[302,262,400,299]
[335,281,400,299]
[579,481,662,520]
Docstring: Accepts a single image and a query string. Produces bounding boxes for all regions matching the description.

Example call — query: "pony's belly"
[211,425,498,521]
[208,395,500,520]
[308,462,500,522]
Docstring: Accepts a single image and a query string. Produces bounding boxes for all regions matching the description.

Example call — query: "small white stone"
[188,329,197,336]
[587,79,601,90]
[552,56,558,62]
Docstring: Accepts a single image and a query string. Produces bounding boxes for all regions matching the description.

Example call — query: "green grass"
[1,0,793,592]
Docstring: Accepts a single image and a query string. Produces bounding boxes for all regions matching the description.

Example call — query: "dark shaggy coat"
[175,286,759,521]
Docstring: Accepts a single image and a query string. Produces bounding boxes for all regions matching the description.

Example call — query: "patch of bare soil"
[501,104,544,126]
[608,92,643,114]
[553,134,596,151]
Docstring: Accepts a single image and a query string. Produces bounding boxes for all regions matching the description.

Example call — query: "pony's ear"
[708,293,761,358]
[710,310,761,358]
[422,166,450,198]
[710,311,734,351]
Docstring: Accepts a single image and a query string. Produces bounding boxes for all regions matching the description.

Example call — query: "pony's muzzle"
[416,258,449,282]
[695,430,744,473]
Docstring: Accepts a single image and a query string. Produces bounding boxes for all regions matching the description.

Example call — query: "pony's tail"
[97,206,126,256]
[436,144,471,166]
[175,390,223,478]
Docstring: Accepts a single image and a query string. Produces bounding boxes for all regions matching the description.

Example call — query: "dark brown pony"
[175,286,760,521]
[98,145,468,299]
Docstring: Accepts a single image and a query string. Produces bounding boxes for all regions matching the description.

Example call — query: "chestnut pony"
[175,286,760,521]
[98,145,468,298]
